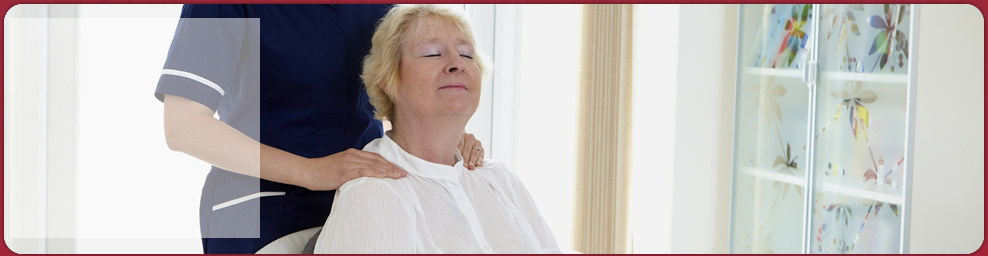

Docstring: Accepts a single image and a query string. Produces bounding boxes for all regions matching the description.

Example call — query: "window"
[479,4,583,252]
[75,4,204,253]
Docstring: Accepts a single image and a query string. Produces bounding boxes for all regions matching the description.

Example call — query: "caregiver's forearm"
[162,94,310,187]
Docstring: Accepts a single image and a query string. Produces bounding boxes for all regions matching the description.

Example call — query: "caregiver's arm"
[163,94,406,191]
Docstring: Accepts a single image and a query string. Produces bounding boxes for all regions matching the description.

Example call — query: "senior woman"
[313,4,559,254]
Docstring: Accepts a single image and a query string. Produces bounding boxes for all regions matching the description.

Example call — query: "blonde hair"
[361,4,489,121]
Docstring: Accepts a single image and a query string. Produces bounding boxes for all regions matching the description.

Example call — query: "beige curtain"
[572,4,634,254]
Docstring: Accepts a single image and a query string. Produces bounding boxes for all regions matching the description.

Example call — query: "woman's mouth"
[439,83,468,90]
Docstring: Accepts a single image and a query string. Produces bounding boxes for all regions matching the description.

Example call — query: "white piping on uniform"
[212,192,286,211]
[161,69,226,96]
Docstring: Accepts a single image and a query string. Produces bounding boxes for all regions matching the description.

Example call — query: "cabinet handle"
[803,60,817,88]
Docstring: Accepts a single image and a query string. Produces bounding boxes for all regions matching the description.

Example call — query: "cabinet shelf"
[740,67,909,84]
[818,182,904,205]
[739,167,904,205]
[740,166,806,186]
[741,67,803,79]
[822,71,909,84]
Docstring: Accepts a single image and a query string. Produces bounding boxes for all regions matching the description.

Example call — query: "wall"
[909,4,984,254]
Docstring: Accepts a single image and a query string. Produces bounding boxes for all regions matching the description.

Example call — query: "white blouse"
[314,135,560,254]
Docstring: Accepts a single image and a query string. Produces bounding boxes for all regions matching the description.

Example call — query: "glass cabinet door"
[809,4,915,254]
[730,4,816,254]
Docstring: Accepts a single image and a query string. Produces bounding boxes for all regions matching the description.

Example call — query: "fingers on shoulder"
[338,149,400,175]
[344,148,397,166]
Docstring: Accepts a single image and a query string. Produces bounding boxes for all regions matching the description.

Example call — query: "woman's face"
[392,16,481,123]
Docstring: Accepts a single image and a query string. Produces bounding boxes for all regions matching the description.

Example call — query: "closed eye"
[425,54,441,57]
[460,54,474,59]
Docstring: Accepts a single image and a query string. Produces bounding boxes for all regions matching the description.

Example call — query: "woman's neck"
[389,116,465,167]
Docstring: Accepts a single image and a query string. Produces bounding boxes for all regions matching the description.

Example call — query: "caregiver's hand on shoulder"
[300,148,407,191]
[458,133,485,170]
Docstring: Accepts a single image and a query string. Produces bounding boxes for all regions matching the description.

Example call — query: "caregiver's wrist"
[294,157,324,191]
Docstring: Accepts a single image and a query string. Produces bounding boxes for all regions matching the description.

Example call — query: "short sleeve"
[314,178,419,253]
[154,4,248,111]
[500,167,562,253]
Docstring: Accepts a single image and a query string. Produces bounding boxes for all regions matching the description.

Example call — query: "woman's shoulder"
[361,137,387,153]
[474,159,511,173]
[472,159,524,183]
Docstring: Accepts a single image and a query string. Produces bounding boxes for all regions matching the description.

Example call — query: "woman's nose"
[445,55,466,74]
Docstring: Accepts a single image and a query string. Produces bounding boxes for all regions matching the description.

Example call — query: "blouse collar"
[378,134,465,183]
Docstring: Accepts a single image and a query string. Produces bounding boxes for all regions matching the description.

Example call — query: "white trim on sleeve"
[212,192,286,211]
[161,69,226,96]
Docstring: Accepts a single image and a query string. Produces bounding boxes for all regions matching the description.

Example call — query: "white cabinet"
[729,4,919,254]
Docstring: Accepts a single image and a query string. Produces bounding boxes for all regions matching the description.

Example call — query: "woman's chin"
[438,98,477,112]
[439,104,478,119]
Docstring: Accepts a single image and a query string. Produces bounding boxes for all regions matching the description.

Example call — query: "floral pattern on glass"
[866,4,910,72]
[812,5,912,253]
[823,4,911,73]
[752,4,815,69]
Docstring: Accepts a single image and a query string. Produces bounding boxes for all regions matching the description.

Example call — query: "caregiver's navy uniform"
[154,4,391,254]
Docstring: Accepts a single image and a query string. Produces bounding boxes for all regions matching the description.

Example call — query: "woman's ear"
[383,83,401,105]
[381,85,395,103]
